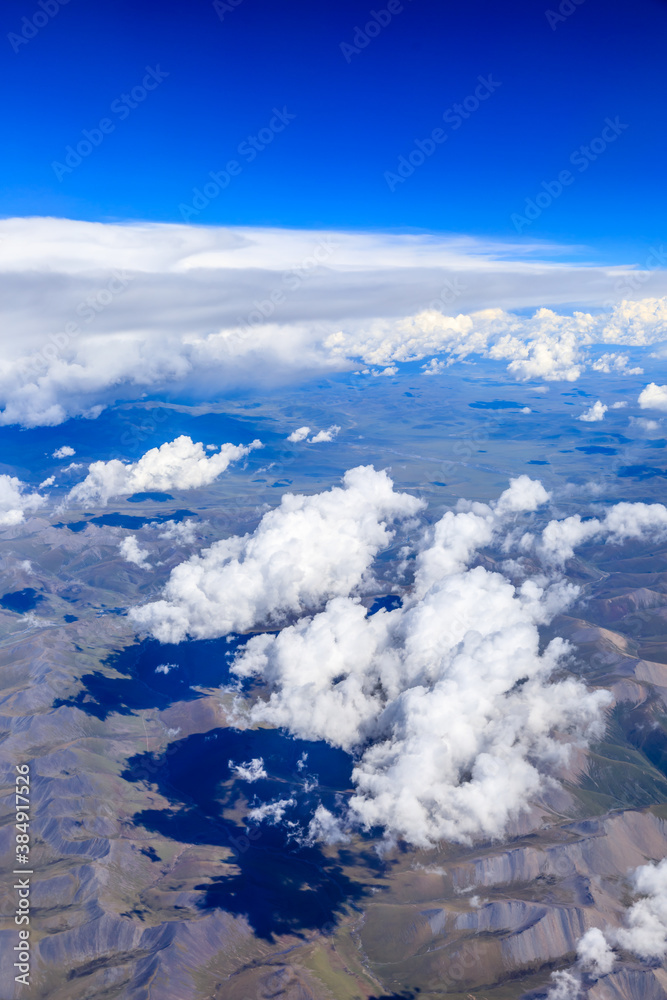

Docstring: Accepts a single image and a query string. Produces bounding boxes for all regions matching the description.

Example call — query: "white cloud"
[630,416,661,431]
[229,757,267,782]
[131,466,423,643]
[289,425,341,443]
[38,476,55,488]
[569,858,667,971]
[639,382,667,411]
[610,401,627,409]
[157,519,201,544]
[576,927,615,976]
[0,475,45,527]
[229,477,612,848]
[422,358,447,375]
[119,536,150,568]
[308,425,340,443]
[591,352,643,375]
[1,218,666,427]
[248,797,295,825]
[287,426,311,442]
[615,858,667,959]
[67,436,261,506]
[155,663,177,674]
[52,445,75,458]
[578,400,607,422]
[535,502,667,565]
[132,469,667,848]
[307,805,351,845]
[545,970,580,999]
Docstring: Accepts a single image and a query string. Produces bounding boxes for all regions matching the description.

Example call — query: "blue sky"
[2,0,666,259]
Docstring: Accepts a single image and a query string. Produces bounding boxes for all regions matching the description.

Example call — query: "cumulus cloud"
[615,858,667,959]
[307,804,351,845]
[287,426,311,442]
[248,798,295,824]
[639,382,667,411]
[67,436,260,505]
[133,468,667,847]
[119,536,150,568]
[308,425,340,443]
[157,519,201,544]
[227,477,614,847]
[630,416,661,432]
[422,358,448,375]
[132,466,423,643]
[288,425,341,443]
[576,927,615,976]
[545,970,581,999]
[52,445,75,458]
[155,663,176,674]
[569,858,667,972]
[1,218,666,427]
[0,475,45,526]
[591,352,643,375]
[229,757,267,782]
[534,502,667,565]
[578,400,607,422]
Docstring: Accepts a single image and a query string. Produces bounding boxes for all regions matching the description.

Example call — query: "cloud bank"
[66,435,260,505]
[1,218,666,426]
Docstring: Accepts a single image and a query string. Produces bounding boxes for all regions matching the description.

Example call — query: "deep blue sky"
[2,0,666,257]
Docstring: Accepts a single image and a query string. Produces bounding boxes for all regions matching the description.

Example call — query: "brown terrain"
[2,514,667,999]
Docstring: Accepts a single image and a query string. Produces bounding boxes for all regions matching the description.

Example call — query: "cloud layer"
[1,217,666,426]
